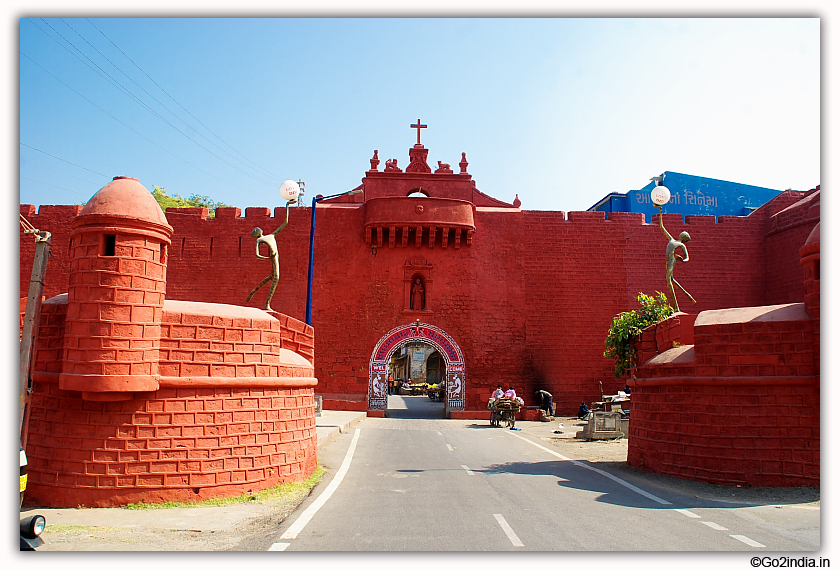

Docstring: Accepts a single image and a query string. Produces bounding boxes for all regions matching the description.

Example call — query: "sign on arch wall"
[369,321,465,413]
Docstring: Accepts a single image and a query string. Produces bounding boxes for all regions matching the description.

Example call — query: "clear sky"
[18,16,820,213]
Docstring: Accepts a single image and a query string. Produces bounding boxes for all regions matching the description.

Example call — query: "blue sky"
[18,16,820,213]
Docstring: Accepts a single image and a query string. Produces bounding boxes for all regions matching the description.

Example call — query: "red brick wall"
[24,380,317,508]
[520,209,767,411]
[19,189,817,416]
[25,298,318,507]
[20,204,81,302]
[763,191,820,305]
[628,307,819,487]
[627,380,818,486]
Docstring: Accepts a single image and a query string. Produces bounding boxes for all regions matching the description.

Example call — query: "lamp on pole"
[305,188,363,325]
[650,173,671,208]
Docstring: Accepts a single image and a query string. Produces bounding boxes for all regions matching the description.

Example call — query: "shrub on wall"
[151,185,228,216]
[604,292,674,378]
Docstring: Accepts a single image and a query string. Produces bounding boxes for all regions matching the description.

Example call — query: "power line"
[20,143,110,178]
[21,51,268,197]
[61,18,282,185]
[21,175,88,197]
[21,158,108,186]
[85,18,284,184]
[30,19,279,188]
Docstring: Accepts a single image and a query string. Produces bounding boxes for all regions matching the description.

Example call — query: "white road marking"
[675,509,702,518]
[505,431,671,505]
[437,431,443,436]
[730,534,766,548]
[461,464,475,476]
[446,444,454,451]
[494,514,524,547]
[268,542,290,551]
[701,521,729,531]
[278,428,361,541]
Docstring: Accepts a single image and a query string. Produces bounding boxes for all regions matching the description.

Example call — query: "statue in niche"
[385,158,402,172]
[246,199,296,312]
[656,204,696,312]
[411,278,425,310]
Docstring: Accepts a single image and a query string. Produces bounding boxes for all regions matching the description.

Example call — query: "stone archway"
[369,322,465,416]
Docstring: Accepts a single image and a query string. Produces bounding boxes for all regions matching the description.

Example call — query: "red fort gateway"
[20,123,820,495]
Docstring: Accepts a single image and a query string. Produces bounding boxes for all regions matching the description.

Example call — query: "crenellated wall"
[20,188,819,416]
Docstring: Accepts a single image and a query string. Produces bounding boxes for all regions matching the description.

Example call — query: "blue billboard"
[589,171,782,222]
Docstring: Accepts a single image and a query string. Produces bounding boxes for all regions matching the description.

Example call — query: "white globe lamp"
[651,185,671,206]
[279,180,300,202]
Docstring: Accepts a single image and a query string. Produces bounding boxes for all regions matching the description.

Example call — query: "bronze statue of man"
[656,204,696,312]
[246,200,295,312]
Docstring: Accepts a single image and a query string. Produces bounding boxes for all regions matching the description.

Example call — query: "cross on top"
[410,119,427,145]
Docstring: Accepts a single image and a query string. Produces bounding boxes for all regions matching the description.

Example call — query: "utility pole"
[19,215,51,445]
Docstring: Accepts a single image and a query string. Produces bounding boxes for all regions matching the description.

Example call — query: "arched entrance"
[369,321,465,417]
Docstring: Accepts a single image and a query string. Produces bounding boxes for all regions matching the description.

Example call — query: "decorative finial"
[459,152,469,174]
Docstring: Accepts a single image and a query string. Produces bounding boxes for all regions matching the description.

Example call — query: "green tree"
[603,292,675,378]
[151,185,228,216]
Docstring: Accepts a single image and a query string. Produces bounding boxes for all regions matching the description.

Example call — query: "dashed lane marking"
[701,521,729,531]
[730,534,766,548]
[446,444,454,451]
[461,464,475,476]
[675,509,702,518]
[268,542,290,551]
[494,514,524,547]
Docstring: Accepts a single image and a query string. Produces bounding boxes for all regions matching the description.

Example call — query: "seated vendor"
[577,401,591,420]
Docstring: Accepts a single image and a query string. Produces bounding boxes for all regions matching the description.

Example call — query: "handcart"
[489,397,521,428]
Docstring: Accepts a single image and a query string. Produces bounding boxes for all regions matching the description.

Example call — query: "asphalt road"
[260,412,819,552]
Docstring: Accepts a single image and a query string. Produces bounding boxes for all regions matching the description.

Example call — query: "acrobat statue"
[655,203,696,312]
[246,199,296,312]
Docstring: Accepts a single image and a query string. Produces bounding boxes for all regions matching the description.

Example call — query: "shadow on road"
[477,459,819,511]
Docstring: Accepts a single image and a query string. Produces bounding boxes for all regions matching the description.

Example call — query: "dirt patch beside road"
[33,493,308,552]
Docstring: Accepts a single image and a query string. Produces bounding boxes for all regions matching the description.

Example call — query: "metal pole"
[304,188,363,326]
[305,195,320,326]
[20,230,51,440]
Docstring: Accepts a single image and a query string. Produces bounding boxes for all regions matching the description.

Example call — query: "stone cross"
[410,119,427,145]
